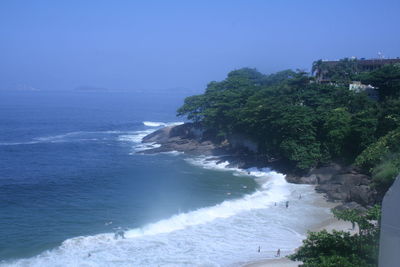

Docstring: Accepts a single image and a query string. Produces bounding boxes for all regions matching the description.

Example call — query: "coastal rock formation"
[142,123,223,155]
[288,163,377,207]
[142,123,378,207]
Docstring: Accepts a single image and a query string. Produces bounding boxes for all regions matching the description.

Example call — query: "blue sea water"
[0,91,332,266]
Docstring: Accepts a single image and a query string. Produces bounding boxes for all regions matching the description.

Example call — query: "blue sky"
[0,0,399,91]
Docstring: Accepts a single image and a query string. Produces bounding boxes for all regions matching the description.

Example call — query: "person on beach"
[276,248,281,257]
[285,201,289,208]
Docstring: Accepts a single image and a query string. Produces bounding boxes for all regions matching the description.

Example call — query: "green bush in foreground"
[289,206,380,267]
[355,128,400,192]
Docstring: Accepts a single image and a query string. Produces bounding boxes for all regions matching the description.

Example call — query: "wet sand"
[242,198,358,267]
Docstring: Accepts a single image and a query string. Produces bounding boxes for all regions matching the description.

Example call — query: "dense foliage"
[177,61,400,267]
[312,58,361,84]
[178,63,400,180]
[289,206,381,267]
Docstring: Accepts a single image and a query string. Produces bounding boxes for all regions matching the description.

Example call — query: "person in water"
[276,248,281,257]
[114,228,126,239]
[285,201,289,208]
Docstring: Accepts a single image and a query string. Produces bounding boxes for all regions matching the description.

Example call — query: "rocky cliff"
[142,123,378,209]
[142,123,222,155]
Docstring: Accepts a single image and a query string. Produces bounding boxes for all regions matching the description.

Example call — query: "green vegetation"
[312,58,361,84]
[177,61,400,267]
[359,64,400,100]
[178,63,400,181]
[177,59,400,267]
[289,206,381,267]
[355,128,400,193]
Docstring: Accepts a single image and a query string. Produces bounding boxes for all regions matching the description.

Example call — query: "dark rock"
[316,184,348,201]
[169,123,203,140]
[142,126,173,143]
[314,170,376,206]
[334,202,367,212]
[286,174,318,184]
[310,163,343,184]
[141,123,378,208]
[350,185,377,206]
[141,123,219,156]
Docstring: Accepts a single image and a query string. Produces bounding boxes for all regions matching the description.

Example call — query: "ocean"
[0,90,332,266]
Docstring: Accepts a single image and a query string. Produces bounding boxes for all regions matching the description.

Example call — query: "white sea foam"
[0,132,85,146]
[126,170,289,238]
[117,129,161,152]
[3,123,333,266]
[118,121,184,152]
[0,121,183,147]
[143,121,166,127]
[117,130,154,143]
[143,121,184,127]
[185,156,231,171]
[34,131,84,142]
[0,130,135,146]
[160,150,184,156]
[0,141,41,146]
[3,159,333,267]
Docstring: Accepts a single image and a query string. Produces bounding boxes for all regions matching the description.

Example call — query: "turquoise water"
[0,91,331,266]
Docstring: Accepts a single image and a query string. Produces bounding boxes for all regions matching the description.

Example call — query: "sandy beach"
[242,197,359,267]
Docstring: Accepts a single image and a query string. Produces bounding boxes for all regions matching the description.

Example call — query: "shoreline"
[141,123,377,211]
[140,124,366,266]
[241,196,358,267]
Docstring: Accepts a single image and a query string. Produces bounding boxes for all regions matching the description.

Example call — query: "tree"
[177,62,393,173]
[289,206,381,267]
[376,98,400,136]
[359,64,400,100]
[355,128,400,193]
[346,109,378,158]
[322,108,351,158]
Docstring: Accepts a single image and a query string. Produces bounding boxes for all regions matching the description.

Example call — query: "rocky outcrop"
[141,123,261,157]
[287,163,377,207]
[142,123,378,208]
[334,201,367,212]
[141,123,225,155]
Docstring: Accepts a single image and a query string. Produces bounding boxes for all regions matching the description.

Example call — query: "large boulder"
[314,169,377,206]
[310,163,343,184]
[141,123,218,155]
[350,185,376,206]
[142,126,173,143]
[334,201,367,212]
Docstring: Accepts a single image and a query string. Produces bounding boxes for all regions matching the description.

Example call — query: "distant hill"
[74,86,110,92]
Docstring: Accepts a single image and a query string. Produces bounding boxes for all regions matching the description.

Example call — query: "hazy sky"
[0,0,399,92]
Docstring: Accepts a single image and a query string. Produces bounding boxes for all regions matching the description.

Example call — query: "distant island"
[142,57,400,267]
[9,84,41,91]
[74,86,110,92]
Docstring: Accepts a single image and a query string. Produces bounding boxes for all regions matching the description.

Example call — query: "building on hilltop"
[349,81,379,100]
[312,58,400,84]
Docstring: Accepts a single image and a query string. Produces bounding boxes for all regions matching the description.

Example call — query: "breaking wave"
[143,121,184,127]
[1,121,333,266]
